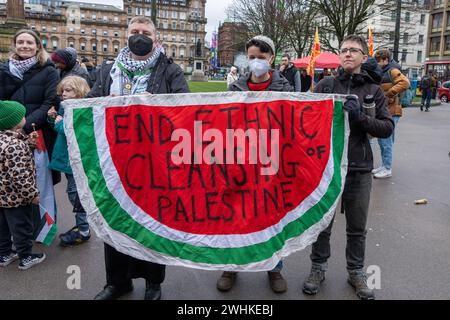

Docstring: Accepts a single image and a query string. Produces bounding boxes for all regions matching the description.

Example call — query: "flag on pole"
[368,26,374,56]
[33,130,57,246]
[307,27,321,90]
[210,31,218,69]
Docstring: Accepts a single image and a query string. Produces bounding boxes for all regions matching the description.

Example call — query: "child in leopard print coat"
[0,100,46,270]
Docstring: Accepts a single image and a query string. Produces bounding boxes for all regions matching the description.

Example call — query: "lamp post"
[93,29,98,66]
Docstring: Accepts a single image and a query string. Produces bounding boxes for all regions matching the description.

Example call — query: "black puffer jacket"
[229,70,293,92]
[315,68,394,172]
[0,59,60,156]
[87,53,189,97]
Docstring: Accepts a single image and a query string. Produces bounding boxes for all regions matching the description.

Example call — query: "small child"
[0,100,46,270]
[48,76,91,246]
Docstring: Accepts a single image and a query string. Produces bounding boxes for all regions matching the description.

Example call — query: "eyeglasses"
[339,47,365,55]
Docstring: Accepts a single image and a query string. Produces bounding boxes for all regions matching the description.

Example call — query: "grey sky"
[63,0,234,44]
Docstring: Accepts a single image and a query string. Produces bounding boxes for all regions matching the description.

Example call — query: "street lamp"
[93,29,98,66]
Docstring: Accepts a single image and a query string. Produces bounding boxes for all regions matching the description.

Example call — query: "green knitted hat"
[0,100,26,130]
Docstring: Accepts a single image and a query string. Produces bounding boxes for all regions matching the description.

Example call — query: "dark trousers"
[104,243,165,287]
[0,205,34,258]
[310,172,372,271]
[421,89,432,109]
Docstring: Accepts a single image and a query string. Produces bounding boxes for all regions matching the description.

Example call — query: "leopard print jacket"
[0,130,39,208]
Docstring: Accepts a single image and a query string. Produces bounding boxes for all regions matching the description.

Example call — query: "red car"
[437,81,450,103]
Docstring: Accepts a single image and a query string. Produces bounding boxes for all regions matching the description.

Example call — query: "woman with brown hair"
[0,29,60,172]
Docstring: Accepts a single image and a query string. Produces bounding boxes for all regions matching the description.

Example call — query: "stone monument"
[190,39,207,82]
[0,0,27,61]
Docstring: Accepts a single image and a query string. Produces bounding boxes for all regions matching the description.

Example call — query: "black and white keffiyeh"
[9,56,38,80]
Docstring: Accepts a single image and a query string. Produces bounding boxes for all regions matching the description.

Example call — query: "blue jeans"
[421,90,432,109]
[377,116,400,170]
[271,261,283,272]
[65,174,89,233]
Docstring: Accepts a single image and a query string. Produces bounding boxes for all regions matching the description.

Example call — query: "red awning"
[292,52,340,69]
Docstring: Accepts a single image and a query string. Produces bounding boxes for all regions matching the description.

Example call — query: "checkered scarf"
[110,46,164,96]
[9,56,38,80]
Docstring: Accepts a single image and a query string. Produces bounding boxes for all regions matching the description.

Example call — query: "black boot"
[145,281,161,300]
[94,283,133,300]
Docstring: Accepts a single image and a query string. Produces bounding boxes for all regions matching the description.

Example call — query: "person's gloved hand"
[344,95,362,122]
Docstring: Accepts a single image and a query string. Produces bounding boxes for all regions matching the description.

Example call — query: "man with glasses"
[301,35,394,300]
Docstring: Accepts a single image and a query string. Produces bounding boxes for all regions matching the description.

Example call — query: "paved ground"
[1,103,449,300]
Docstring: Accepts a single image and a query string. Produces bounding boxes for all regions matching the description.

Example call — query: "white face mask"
[248,58,271,77]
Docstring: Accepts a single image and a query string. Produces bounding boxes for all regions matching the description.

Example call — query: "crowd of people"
[0,14,423,301]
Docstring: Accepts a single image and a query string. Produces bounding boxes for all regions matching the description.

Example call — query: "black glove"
[344,95,362,122]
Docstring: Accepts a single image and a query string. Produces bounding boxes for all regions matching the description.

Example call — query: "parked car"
[437,80,450,103]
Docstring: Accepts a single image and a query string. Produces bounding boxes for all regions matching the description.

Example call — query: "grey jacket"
[228,70,293,92]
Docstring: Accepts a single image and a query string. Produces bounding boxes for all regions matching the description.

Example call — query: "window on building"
[127,7,132,14]
[114,44,119,53]
[69,27,74,33]
[418,35,424,44]
[81,42,86,51]
[430,37,441,53]
[52,26,57,32]
[172,35,176,41]
[31,25,36,30]
[445,36,450,52]
[180,48,185,58]
[172,11,177,19]
[405,12,410,22]
[114,16,119,22]
[136,7,142,15]
[92,29,97,34]
[432,13,443,31]
[103,30,108,36]
[420,14,425,25]
[417,50,422,62]
[103,16,108,22]
[52,40,58,50]
[42,39,47,49]
[163,22,168,29]
[172,22,176,29]
[92,43,97,52]
[145,8,151,17]
[181,22,185,30]
[172,48,176,57]
[92,14,96,20]
[103,43,108,52]
[81,14,85,20]
[389,31,394,42]
[114,31,119,37]
[403,33,409,44]
[69,41,74,48]
[401,49,407,62]
[391,11,396,21]
[42,26,46,31]
[81,29,85,34]
[180,12,186,20]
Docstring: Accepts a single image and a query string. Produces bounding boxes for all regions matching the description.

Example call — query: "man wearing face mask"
[217,35,292,295]
[88,16,189,301]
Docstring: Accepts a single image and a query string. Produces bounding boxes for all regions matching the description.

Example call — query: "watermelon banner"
[64,92,349,271]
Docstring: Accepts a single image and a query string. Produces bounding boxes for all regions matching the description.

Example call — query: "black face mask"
[128,34,153,56]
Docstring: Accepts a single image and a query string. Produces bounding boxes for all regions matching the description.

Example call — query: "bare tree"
[311,0,376,53]
[282,0,318,57]
[226,0,290,55]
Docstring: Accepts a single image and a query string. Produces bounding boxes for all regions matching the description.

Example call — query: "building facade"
[217,21,248,67]
[1,0,209,69]
[426,0,450,80]
[124,0,208,73]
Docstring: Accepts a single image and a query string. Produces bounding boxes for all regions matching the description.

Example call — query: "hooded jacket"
[380,60,410,117]
[315,67,394,172]
[228,70,293,92]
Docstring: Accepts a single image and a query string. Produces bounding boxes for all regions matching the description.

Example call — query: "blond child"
[47,76,91,246]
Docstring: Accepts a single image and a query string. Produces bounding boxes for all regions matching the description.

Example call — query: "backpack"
[421,76,430,90]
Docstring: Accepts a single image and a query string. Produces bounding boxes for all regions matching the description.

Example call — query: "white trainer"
[374,168,392,179]
[371,166,384,174]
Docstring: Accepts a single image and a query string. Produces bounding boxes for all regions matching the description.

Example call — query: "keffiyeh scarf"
[110,46,164,96]
[9,56,38,80]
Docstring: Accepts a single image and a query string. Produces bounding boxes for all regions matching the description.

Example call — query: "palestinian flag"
[64,92,349,271]
[33,130,57,246]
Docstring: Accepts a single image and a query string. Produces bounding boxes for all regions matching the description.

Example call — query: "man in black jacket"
[278,54,301,92]
[302,35,394,300]
[89,16,189,301]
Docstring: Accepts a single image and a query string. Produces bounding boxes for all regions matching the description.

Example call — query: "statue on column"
[196,39,202,57]
[6,0,26,23]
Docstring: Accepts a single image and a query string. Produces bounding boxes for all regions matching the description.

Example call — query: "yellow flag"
[368,27,374,56]
[307,27,321,77]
